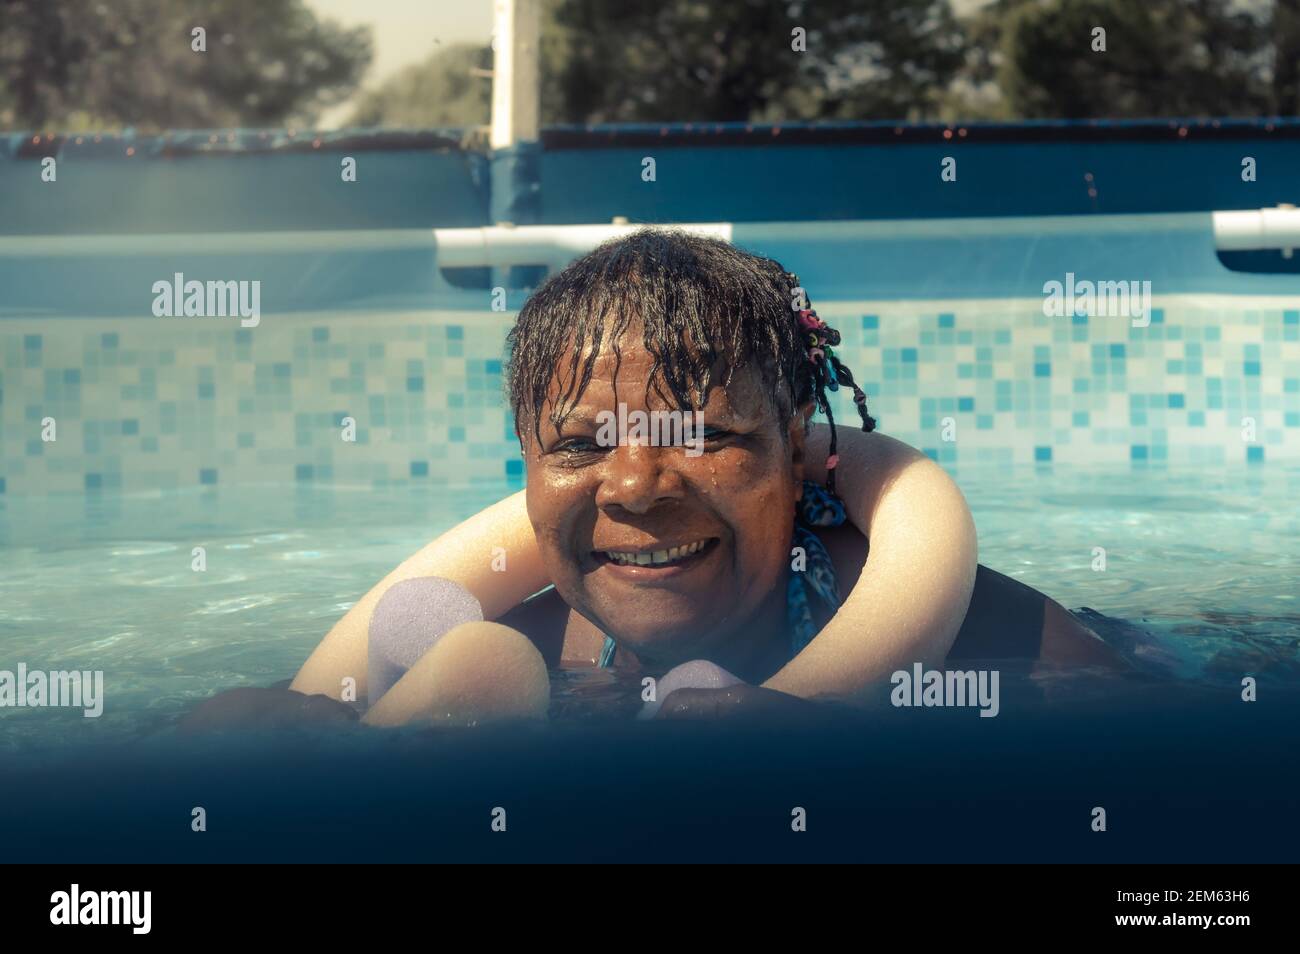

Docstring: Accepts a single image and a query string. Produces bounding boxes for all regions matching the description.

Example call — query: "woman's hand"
[178,687,359,733]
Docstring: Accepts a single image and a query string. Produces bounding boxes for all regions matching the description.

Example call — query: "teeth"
[604,539,709,566]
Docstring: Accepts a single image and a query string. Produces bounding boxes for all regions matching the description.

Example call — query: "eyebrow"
[541,360,767,433]
[550,407,599,432]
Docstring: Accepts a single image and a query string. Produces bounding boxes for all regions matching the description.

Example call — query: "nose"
[596,443,685,515]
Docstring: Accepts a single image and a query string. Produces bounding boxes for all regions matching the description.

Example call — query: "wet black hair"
[505,228,875,493]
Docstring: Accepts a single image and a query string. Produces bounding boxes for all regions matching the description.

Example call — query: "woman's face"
[522,330,809,667]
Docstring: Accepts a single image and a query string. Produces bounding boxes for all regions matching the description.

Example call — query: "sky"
[304,0,495,127]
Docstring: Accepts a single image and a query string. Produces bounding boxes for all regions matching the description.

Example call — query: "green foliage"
[3,0,1299,131]
[344,0,967,128]
[347,43,491,128]
[343,0,1297,129]
[0,0,372,130]
[544,0,967,123]
[974,0,1279,119]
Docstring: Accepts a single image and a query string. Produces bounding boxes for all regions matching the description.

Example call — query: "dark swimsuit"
[598,480,1046,669]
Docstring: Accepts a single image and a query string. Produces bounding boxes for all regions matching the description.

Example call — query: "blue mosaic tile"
[2,299,1298,491]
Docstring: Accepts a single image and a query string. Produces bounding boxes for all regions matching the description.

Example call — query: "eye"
[550,436,606,458]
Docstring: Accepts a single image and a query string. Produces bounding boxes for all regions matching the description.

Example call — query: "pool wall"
[2,123,1299,494]
[7,120,1300,232]
[1,288,1296,495]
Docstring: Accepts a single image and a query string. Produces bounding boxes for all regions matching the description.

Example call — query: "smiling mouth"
[594,537,718,568]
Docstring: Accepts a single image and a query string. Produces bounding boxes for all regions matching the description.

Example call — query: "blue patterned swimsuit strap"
[598,480,846,668]
[786,479,846,655]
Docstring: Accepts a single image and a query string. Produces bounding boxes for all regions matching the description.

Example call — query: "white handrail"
[432,223,734,269]
[0,223,733,260]
[1211,206,1300,252]
[0,210,1296,265]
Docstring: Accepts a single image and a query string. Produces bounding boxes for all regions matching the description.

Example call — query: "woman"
[279,230,1121,726]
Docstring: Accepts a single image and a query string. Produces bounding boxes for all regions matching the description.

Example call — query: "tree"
[346,0,967,128]
[347,43,492,128]
[545,0,967,123]
[0,0,372,131]
[1272,0,1300,115]
[968,0,1274,119]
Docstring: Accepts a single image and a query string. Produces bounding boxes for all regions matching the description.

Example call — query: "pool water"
[2,461,1298,757]
[3,461,1300,863]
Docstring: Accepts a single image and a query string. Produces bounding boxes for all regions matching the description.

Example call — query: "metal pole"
[489,0,542,292]
[491,0,539,152]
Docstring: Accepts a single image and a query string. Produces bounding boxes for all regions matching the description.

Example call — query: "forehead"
[545,328,769,416]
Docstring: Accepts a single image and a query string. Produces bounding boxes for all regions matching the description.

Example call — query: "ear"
[787,401,816,497]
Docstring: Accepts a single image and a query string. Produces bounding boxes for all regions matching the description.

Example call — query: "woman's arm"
[290,490,550,700]
[762,425,977,701]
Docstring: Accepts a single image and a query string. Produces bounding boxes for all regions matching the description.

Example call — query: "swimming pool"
[2,205,1299,860]
[2,458,1299,754]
